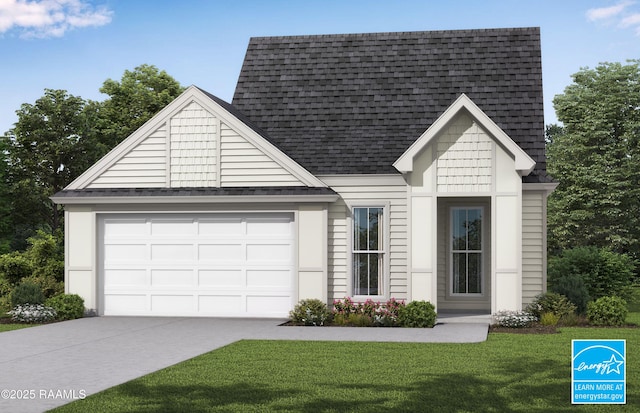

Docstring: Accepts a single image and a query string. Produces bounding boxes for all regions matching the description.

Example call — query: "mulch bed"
[489,324,558,334]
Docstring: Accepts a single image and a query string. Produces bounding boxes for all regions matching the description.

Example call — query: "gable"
[394,94,535,179]
[67,87,325,190]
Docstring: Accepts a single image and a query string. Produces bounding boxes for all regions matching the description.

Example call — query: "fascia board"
[50,194,340,205]
[393,94,536,176]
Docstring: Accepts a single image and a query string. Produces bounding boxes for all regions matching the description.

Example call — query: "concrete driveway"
[0,316,487,412]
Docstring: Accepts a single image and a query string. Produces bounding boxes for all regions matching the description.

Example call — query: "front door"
[437,198,491,312]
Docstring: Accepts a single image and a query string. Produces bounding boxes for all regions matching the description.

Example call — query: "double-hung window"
[451,207,483,295]
[352,207,384,296]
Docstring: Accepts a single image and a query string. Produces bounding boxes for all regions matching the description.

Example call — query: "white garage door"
[101,214,295,317]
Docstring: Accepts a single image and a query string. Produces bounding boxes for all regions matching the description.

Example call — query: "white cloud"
[619,12,640,26]
[586,1,634,21]
[0,0,112,38]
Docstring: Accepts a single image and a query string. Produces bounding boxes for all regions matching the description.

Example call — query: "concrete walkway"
[0,316,488,413]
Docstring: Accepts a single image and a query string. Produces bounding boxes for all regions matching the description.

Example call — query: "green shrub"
[45,294,85,321]
[346,313,374,327]
[548,273,590,314]
[0,231,65,288]
[397,300,436,328]
[587,296,628,326]
[548,247,635,311]
[10,281,45,307]
[0,252,32,285]
[289,299,330,326]
[21,275,63,299]
[526,292,577,319]
[539,312,560,326]
[559,312,585,327]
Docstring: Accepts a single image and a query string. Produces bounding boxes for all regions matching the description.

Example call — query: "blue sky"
[1,0,640,135]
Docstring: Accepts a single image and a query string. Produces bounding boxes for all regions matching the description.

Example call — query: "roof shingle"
[231,28,546,180]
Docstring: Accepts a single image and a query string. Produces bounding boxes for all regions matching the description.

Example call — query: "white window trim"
[449,206,485,297]
[348,202,390,300]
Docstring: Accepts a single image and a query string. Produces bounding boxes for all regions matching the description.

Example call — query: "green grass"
[0,323,33,332]
[51,319,640,413]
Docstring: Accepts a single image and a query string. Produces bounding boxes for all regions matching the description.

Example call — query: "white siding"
[170,101,218,187]
[88,125,167,188]
[323,177,408,302]
[436,113,493,193]
[219,123,303,186]
[522,191,546,305]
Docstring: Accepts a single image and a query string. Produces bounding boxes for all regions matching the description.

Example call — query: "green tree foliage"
[2,89,99,239]
[0,139,13,254]
[547,61,640,259]
[0,65,183,250]
[547,246,635,313]
[98,64,184,150]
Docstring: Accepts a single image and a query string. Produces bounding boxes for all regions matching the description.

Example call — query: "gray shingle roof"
[231,27,547,181]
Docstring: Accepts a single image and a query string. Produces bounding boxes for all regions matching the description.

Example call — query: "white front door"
[101,213,295,317]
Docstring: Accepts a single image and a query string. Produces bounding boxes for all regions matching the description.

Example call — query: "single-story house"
[52,27,556,318]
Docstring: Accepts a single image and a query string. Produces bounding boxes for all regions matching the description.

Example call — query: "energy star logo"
[572,340,626,404]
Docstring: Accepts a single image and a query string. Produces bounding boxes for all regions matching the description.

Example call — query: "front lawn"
[0,323,33,332]
[52,320,639,413]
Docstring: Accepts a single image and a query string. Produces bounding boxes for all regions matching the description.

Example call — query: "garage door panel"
[151,219,196,236]
[105,219,147,237]
[151,244,194,261]
[103,213,295,317]
[199,244,244,261]
[247,269,291,288]
[151,269,194,287]
[199,269,243,287]
[199,219,243,235]
[105,269,147,287]
[246,243,291,262]
[105,295,148,314]
[104,244,148,263]
[151,295,194,313]
[246,219,291,235]
[246,295,292,314]
[198,295,243,313]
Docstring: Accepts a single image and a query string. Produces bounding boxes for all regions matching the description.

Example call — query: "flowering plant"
[332,297,406,327]
[493,310,537,328]
[9,304,57,323]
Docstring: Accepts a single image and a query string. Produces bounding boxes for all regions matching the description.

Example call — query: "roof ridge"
[247,27,540,42]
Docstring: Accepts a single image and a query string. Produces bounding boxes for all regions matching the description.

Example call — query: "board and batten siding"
[88,125,168,188]
[321,176,408,302]
[522,190,546,305]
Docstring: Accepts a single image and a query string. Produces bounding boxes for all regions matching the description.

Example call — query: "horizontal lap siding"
[89,125,167,188]
[522,191,545,305]
[219,123,303,186]
[326,180,408,302]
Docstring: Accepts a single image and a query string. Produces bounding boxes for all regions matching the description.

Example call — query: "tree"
[0,139,14,254]
[97,64,184,150]
[2,89,98,239]
[547,61,640,260]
